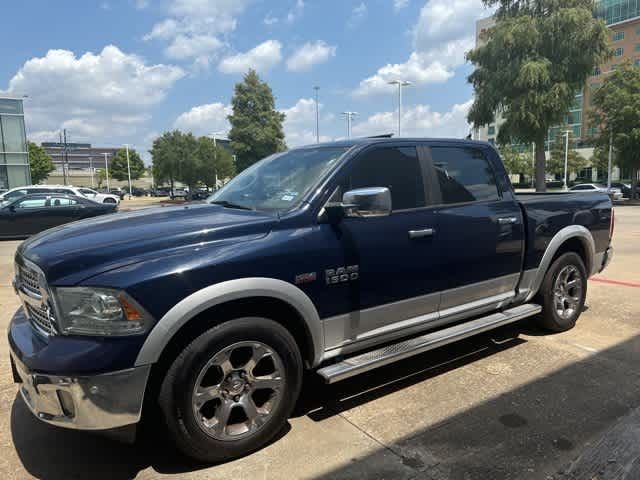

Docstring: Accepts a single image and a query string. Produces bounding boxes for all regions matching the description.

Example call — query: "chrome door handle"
[408,228,435,239]
[497,217,518,225]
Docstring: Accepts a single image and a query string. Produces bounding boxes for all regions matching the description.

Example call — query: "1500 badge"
[326,265,359,285]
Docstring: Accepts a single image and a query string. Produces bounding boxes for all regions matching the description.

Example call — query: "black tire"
[535,252,588,332]
[158,317,303,463]
[103,198,116,204]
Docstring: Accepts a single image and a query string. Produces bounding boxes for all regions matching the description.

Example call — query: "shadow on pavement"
[306,331,640,480]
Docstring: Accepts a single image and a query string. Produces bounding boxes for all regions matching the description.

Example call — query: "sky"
[0,0,493,162]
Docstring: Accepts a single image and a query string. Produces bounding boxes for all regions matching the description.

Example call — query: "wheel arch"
[524,225,595,302]
[135,278,324,369]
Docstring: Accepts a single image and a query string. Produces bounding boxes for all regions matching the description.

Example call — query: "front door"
[322,144,443,350]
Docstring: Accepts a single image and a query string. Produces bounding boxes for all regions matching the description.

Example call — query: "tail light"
[610,207,615,239]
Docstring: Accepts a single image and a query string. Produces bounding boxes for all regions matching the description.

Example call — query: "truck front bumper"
[8,307,151,431]
[10,350,150,430]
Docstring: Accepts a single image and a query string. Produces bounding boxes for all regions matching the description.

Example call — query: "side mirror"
[343,187,392,218]
[8,205,16,212]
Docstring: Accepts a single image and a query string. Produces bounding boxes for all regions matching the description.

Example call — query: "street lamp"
[313,86,320,143]
[563,130,571,191]
[124,144,133,200]
[607,132,613,189]
[209,131,226,189]
[387,80,411,137]
[103,153,110,190]
[342,111,358,138]
[88,156,94,187]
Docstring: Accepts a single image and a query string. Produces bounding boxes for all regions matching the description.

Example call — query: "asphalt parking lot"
[1,206,639,480]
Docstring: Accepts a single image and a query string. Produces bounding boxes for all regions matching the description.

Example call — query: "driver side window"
[343,146,425,211]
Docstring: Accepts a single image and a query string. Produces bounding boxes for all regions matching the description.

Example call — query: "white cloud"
[263,13,279,25]
[348,2,368,28]
[281,98,333,147]
[144,0,250,66]
[352,99,473,138]
[173,102,231,136]
[394,0,410,9]
[353,0,488,95]
[2,46,185,145]
[218,40,283,74]
[286,41,336,72]
[286,0,305,23]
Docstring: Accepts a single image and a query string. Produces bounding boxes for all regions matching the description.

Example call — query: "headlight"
[52,287,152,336]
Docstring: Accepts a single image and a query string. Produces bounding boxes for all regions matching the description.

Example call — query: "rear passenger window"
[346,146,425,210]
[431,147,499,204]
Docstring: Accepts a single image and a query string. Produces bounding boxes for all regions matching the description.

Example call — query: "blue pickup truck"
[9,138,613,462]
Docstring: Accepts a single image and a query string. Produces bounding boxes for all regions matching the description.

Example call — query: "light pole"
[607,132,613,189]
[563,130,571,191]
[125,144,133,200]
[313,86,320,143]
[209,131,226,189]
[89,156,94,187]
[103,153,110,190]
[342,111,358,138]
[387,80,411,137]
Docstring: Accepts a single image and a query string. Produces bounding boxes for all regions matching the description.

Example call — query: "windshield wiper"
[210,200,253,210]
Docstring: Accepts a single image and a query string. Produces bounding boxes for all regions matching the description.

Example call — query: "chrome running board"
[317,303,541,384]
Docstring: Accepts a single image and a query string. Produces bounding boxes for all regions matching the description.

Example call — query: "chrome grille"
[18,264,41,297]
[25,303,54,335]
[16,259,57,336]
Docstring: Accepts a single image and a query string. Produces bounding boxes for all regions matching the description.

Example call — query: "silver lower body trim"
[11,351,150,430]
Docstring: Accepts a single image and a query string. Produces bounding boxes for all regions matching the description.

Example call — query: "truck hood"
[18,203,276,284]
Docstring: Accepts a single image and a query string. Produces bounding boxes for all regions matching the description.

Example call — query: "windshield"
[208,147,349,212]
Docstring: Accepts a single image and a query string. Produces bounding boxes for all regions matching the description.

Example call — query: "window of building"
[587,127,599,138]
[567,111,582,124]
[613,31,625,41]
[592,66,601,76]
[431,147,499,204]
[614,47,624,57]
[346,146,425,210]
[488,125,495,135]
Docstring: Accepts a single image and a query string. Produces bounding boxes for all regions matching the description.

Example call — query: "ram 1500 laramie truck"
[9,138,614,462]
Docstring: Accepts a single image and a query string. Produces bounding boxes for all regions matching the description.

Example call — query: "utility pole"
[209,131,225,189]
[563,130,571,191]
[314,86,320,143]
[387,80,411,137]
[607,132,613,189]
[342,111,358,138]
[89,156,94,187]
[103,153,110,190]
[531,142,535,189]
[125,144,132,200]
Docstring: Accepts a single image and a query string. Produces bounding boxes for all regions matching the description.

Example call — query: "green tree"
[498,144,532,183]
[151,131,182,192]
[466,0,610,191]
[110,148,145,181]
[196,137,236,189]
[590,61,640,198]
[228,69,286,172]
[27,141,55,184]
[547,128,587,181]
[174,132,200,198]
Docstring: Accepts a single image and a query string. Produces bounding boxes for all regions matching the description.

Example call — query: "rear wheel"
[535,252,587,332]
[158,317,303,463]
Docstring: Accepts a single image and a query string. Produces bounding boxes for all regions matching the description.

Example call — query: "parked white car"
[0,185,120,206]
[569,183,623,201]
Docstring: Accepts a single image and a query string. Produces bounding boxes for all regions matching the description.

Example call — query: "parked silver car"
[569,183,623,201]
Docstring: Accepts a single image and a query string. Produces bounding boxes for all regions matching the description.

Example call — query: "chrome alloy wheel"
[191,341,285,441]
[553,265,583,320]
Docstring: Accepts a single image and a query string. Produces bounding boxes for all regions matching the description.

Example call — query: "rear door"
[45,196,82,227]
[428,144,524,319]
[4,197,49,236]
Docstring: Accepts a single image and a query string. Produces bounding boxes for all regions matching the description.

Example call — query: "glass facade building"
[0,97,30,190]
[597,0,640,25]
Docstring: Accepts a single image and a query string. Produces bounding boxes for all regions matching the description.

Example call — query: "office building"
[0,97,30,189]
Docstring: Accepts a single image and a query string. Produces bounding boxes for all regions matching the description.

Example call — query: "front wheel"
[158,317,303,463]
[535,252,587,332]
